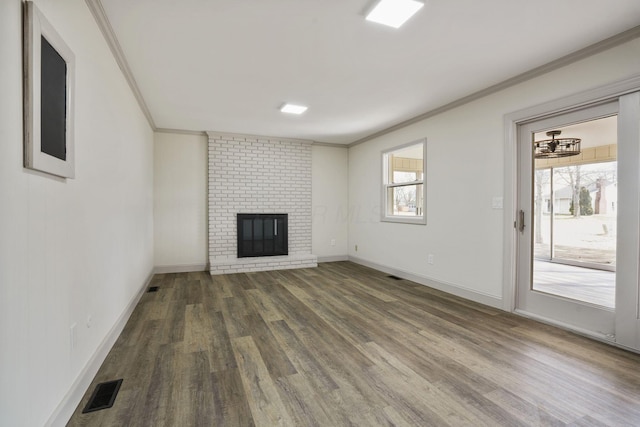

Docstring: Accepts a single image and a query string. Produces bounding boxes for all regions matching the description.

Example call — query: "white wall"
[348,38,640,306]
[312,145,349,260]
[154,132,208,271]
[153,139,348,268]
[0,0,154,425]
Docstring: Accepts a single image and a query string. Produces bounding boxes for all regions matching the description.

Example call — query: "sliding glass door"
[517,92,640,351]
[517,103,618,337]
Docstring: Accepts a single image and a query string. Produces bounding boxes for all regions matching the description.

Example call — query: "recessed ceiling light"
[365,0,424,29]
[280,103,308,115]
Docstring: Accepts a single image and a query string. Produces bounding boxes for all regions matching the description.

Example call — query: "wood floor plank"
[245,288,284,322]
[359,341,495,426]
[137,344,175,426]
[483,388,567,427]
[323,380,393,426]
[183,303,211,353]
[258,281,329,331]
[244,313,297,379]
[183,279,204,305]
[288,326,388,417]
[267,319,339,394]
[66,262,640,426]
[170,276,189,301]
[220,295,253,339]
[206,310,237,372]
[211,368,255,427]
[344,277,398,302]
[567,415,613,427]
[179,351,216,426]
[274,374,336,427]
[210,274,235,299]
[227,272,257,294]
[231,336,295,426]
[414,323,600,423]
[200,273,224,313]
[381,405,414,427]
[159,291,185,345]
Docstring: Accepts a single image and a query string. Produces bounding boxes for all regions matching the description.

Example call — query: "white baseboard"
[153,263,208,274]
[317,255,349,263]
[46,269,154,427]
[348,256,503,309]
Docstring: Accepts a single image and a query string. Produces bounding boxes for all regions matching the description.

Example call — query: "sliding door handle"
[518,210,525,233]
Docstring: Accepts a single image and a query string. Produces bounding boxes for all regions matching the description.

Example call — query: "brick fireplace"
[207,132,317,274]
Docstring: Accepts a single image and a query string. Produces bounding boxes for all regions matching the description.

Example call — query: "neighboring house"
[541,179,617,215]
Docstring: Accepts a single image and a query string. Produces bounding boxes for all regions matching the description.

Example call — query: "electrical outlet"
[87,315,92,328]
[330,239,336,246]
[355,244,358,252]
[428,254,434,264]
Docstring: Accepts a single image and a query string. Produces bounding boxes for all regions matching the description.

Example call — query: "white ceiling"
[98,0,640,144]
[535,115,617,149]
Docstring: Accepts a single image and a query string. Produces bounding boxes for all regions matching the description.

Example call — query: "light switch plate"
[492,196,504,209]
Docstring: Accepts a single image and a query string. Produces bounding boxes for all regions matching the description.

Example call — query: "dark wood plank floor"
[67,262,640,426]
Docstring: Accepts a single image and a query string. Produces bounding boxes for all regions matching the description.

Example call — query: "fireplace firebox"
[237,214,288,258]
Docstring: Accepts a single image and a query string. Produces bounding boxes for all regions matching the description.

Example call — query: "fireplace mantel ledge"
[209,254,318,275]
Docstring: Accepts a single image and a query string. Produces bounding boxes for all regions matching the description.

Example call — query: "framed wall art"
[23,1,75,178]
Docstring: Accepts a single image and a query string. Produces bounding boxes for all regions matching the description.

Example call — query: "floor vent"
[82,379,123,413]
[387,275,403,280]
[148,286,159,293]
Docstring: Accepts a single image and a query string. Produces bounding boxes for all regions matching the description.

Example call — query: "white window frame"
[381,138,427,225]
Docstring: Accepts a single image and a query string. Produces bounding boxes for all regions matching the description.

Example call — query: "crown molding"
[159,128,346,146]
[206,131,315,145]
[348,24,640,148]
[310,141,349,148]
[155,128,208,137]
[85,0,156,130]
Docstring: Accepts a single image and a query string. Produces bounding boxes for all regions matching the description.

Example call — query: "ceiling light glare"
[366,0,424,29]
[280,103,308,115]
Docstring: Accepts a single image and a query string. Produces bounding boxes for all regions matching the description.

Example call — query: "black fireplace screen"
[237,214,288,258]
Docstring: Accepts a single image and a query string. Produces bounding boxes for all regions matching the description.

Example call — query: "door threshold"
[513,308,613,342]
[515,308,640,354]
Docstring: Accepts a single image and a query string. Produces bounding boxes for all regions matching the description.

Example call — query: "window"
[382,139,426,224]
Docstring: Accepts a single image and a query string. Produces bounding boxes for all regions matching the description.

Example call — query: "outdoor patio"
[533,260,615,308]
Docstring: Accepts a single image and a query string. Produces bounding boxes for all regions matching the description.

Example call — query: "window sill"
[381,216,426,225]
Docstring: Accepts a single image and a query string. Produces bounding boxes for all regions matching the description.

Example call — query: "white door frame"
[616,91,640,348]
[503,74,640,340]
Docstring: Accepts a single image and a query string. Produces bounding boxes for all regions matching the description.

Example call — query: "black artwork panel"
[40,36,67,161]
